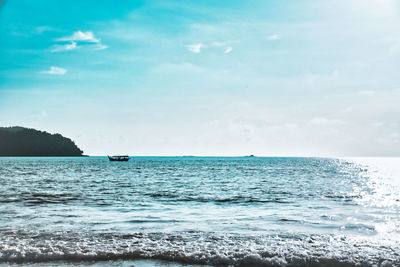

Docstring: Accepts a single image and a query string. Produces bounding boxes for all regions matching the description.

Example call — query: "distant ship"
[108,155,130,162]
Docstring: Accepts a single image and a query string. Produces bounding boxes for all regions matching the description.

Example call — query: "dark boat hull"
[108,156,130,162]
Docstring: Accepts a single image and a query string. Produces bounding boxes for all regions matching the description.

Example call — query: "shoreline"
[0,259,208,267]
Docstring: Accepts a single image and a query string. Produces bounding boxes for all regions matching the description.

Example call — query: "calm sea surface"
[0,157,399,266]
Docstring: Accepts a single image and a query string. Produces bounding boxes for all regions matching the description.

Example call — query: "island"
[0,126,84,156]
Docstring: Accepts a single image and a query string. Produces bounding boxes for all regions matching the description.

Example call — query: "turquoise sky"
[1,0,399,156]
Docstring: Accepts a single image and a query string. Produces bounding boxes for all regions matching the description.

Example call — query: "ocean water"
[0,157,399,266]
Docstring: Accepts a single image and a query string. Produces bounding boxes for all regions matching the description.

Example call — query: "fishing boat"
[108,155,130,162]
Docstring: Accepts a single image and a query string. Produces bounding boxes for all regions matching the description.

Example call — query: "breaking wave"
[0,231,399,266]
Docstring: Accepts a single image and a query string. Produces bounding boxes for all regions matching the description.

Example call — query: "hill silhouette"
[0,127,84,156]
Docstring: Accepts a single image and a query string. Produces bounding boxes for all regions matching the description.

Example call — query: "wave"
[0,231,398,266]
[0,192,82,206]
[144,193,293,204]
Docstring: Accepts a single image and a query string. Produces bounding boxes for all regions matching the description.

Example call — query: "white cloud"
[208,120,221,127]
[57,31,99,43]
[51,41,78,52]
[186,43,204,53]
[40,66,67,75]
[224,46,233,54]
[53,31,108,52]
[310,117,330,125]
[212,42,225,47]
[26,110,48,123]
[267,34,281,40]
[210,41,235,53]
[359,90,375,96]
[34,26,53,34]
[212,40,240,47]
[187,42,234,54]
[372,122,384,127]
[310,117,344,125]
[94,44,109,50]
[284,123,298,129]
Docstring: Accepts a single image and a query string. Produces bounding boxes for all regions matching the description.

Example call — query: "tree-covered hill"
[0,127,84,156]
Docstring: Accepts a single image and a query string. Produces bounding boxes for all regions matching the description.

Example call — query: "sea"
[0,157,399,266]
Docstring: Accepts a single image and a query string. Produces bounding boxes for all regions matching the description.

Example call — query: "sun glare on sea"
[344,157,400,238]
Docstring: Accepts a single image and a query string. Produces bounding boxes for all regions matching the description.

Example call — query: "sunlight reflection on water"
[345,157,400,238]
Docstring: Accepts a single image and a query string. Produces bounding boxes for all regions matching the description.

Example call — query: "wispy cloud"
[359,90,375,96]
[186,43,204,53]
[372,122,384,127]
[34,26,53,34]
[267,34,281,41]
[211,40,239,54]
[186,41,239,54]
[212,42,225,47]
[40,66,67,75]
[224,46,233,54]
[94,44,109,50]
[27,110,48,122]
[51,41,78,52]
[310,117,343,125]
[52,30,107,52]
[57,31,99,43]
[310,117,330,125]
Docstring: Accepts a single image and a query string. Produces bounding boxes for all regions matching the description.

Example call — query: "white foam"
[0,231,398,266]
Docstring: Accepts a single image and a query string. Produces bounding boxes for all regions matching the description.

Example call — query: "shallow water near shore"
[1,259,205,267]
[0,157,399,266]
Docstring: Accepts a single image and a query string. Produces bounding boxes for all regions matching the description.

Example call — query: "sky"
[0,0,399,156]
